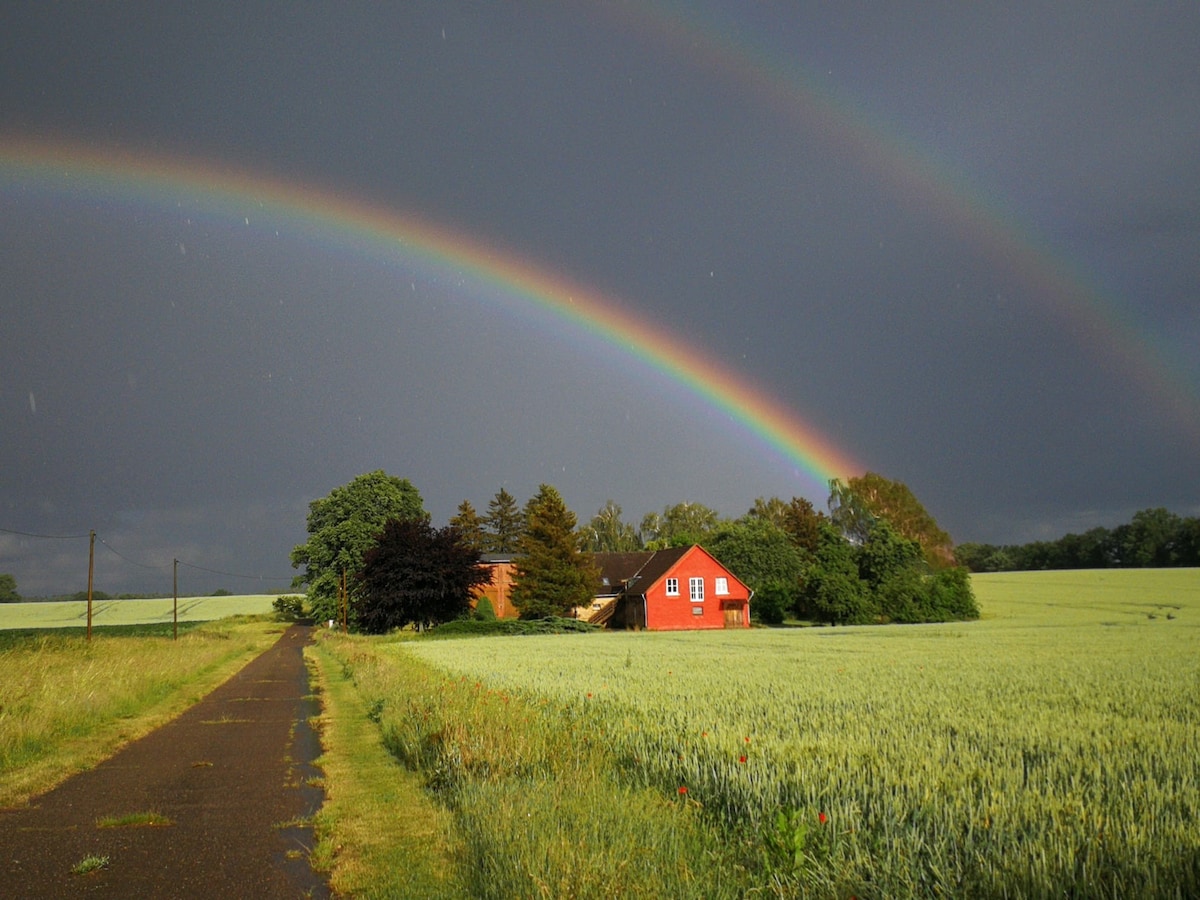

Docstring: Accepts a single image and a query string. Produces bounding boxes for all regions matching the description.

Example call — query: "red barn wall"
[473,561,519,619]
[643,546,750,631]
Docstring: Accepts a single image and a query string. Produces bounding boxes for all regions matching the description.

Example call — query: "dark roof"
[592,545,693,596]
[592,551,655,594]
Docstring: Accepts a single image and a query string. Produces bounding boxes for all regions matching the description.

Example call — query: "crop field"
[0,595,278,631]
[327,568,1200,898]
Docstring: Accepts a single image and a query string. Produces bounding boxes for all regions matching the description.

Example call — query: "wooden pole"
[86,529,95,642]
[341,567,348,633]
[173,558,179,641]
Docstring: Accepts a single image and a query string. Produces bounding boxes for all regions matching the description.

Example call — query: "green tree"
[798,522,873,625]
[0,573,20,603]
[581,500,642,552]
[290,470,426,625]
[1124,507,1182,567]
[708,517,805,595]
[356,518,491,633]
[781,496,824,556]
[482,488,524,554]
[449,500,487,555]
[745,496,790,529]
[640,501,721,549]
[511,485,599,619]
[829,473,955,567]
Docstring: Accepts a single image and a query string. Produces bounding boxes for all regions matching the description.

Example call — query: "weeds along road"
[0,624,330,898]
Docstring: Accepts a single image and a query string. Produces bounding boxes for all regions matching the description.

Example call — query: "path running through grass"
[0,624,329,898]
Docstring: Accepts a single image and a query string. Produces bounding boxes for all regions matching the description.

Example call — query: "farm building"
[474,545,751,629]
[473,554,519,619]
[587,545,752,630]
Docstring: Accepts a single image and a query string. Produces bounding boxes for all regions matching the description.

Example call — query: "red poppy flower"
[738,755,747,764]
[819,812,827,825]
[678,786,688,795]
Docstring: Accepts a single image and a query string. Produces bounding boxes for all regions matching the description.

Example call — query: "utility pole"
[173,558,179,641]
[86,529,95,642]
[340,568,347,632]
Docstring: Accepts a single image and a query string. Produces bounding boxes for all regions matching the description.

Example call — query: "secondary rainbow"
[0,136,863,492]
[606,3,1200,447]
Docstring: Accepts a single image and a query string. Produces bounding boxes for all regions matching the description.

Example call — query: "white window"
[665,578,679,596]
[715,577,729,595]
[689,577,704,601]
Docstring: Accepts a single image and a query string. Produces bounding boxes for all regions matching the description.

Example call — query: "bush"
[750,582,791,625]
[272,595,306,621]
[426,617,598,639]
[473,596,496,620]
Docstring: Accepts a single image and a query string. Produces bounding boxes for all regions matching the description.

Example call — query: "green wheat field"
[0,595,277,630]
[333,568,1200,897]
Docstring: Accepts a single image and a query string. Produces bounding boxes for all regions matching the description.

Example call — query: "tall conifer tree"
[511,484,599,619]
[482,487,524,554]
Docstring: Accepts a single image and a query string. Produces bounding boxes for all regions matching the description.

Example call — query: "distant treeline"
[6,588,238,604]
[957,508,1200,572]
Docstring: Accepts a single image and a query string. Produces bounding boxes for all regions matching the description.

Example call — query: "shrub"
[272,595,306,621]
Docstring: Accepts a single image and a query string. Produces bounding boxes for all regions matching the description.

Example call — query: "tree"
[781,496,824,556]
[0,573,20,603]
[1123,508,1182,567]
[482,488,524,554]
[745,496,790,529]
[708,517,806,595]
[581,500,641,552]
[799,521,873,625]
[290,470,426,625]
[356,518,491,633]
[510,484,599,619]
[640,501,721,549]
[449,500,486,555]
[829,473,954,567]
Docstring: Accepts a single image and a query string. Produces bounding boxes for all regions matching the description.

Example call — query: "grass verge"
[312,631,748,899]
[306,634,464,899]
[0,618,282,807]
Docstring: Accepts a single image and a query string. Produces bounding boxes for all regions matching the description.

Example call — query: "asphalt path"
[0,624,330,898]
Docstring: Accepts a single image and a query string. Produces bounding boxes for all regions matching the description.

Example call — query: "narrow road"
[0,624,330,898]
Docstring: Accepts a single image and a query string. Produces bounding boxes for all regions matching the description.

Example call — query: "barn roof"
[593,545,692,596]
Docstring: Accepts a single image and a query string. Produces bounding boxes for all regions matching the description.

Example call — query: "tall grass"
[388,569,1200,897]
[317,632,750,898]
[0,618,280,805]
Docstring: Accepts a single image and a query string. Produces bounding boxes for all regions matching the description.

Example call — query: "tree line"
[290,470,978,633]
[955,508,1200,572]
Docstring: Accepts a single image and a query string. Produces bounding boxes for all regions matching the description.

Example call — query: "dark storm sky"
[2,2,1198,595]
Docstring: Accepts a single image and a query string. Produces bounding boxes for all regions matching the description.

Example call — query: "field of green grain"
[0,595,277,630]
[337,568,1199,898]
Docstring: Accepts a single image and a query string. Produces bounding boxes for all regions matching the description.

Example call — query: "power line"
[176,559,294,583]
[0,526,91,540]
[4,524,294,587]
[96,536,168,572]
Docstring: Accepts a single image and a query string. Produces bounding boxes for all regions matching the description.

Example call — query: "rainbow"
[605,4,1200,448]
[0,135,864,493]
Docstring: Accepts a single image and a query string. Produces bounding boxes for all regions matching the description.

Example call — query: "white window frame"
[665,578,679,596]
[689,577,704,602]
[715,576,729,596]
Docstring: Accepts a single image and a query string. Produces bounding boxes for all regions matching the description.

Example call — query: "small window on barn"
[692,606,703,615]
[715,577,729,595]
[689,577,704,601]
[666,578,679,596]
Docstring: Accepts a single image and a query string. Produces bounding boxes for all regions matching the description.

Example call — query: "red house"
[593,545,751,630]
